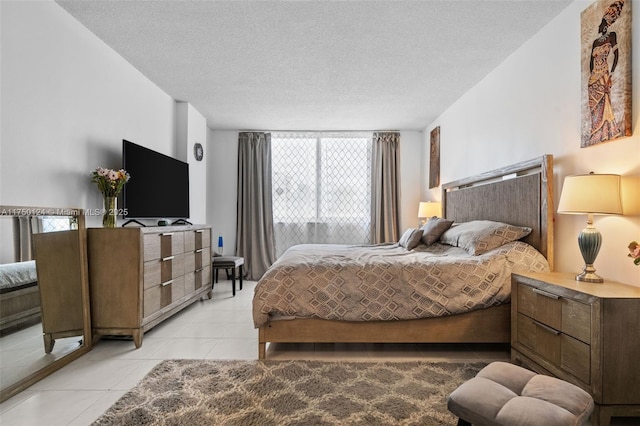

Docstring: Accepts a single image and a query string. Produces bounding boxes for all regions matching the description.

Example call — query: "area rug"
[92,360,485,425]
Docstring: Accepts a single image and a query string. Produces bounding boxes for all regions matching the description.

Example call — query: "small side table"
[212,256,244,296]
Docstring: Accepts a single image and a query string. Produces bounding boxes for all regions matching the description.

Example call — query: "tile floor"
[0,280,634,425]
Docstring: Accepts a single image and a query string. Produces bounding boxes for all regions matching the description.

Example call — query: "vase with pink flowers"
[91,167,130,228]
[628,241,640,266]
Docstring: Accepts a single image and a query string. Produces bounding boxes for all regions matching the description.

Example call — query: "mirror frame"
[0,206,92,402]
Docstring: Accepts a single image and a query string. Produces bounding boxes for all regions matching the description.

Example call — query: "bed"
[254,155,554,359]
[0,261,41,334]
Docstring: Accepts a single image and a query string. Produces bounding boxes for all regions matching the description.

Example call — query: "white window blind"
[272,132,373,257]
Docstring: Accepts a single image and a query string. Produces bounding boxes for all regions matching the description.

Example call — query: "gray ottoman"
[448,362,594,426]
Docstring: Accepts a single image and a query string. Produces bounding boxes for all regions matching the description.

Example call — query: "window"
[41,216,76,232]
[272,132,372,257]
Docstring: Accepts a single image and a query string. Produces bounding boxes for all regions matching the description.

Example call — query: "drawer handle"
[161,232,174,236]
[161,280,173,287]
[194,267,204,273]
[162,255,175,262]
[533,288,560,300]
[195,230,204,233]
[195,249,203,254]
[533,320,560,336]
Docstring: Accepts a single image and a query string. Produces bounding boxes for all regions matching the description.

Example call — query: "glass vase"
[103,196,117,228]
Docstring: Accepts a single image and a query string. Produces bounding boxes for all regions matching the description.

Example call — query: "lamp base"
[576,223,603,283]
[576,264,604,283]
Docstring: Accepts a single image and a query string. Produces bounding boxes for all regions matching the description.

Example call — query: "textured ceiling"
[56,0,572,131]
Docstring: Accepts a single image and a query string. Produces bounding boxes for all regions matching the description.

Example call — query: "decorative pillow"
[439,220,532,255]
[420,217,454,246]
[398,228,423,250]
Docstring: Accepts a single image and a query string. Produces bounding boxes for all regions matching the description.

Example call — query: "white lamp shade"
[557,174,622,215]
[418,201,442,218]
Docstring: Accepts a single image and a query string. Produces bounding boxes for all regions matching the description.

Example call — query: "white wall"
[421,0,640,286]
[207,130,423,256]
[397,131,423,231]
[207,131,239,255]
[177,102,208,224]
[0,1,208,245]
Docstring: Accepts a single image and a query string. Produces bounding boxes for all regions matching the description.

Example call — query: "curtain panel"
[235,132,276,280]
[12,216,43,262]
[370,132,400,244]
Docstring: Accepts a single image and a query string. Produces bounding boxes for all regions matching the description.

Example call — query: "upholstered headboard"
[442,155,554,270]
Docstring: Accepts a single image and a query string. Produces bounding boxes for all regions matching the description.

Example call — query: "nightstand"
[511,272,640,426]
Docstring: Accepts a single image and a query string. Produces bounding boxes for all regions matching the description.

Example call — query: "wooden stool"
[212,256,244,296]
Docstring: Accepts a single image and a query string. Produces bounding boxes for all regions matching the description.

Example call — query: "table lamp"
[557,173,622,283]
[418,201,442,226]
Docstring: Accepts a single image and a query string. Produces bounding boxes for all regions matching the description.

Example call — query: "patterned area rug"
[92,360,485,425]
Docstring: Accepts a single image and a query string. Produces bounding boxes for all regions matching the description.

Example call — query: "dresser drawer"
[517,283,591,343]
[184,252,196,273]
[143,274,187,318]
[143,231,186,261]
[144,254,186,289]
[184,229,211,251]
[194,247,210,270]
[196,265,210,290]
[170,275,185,301]
[143,234,161,261]
[161,232,184,257]
[159,253,185,281]
[196,229,210,249]
[143,285,161,317]
[184,231,195,252]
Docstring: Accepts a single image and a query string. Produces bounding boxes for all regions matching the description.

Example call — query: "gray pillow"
[439,220,532,255]
[420,217,454,246]
[399,228,423,250]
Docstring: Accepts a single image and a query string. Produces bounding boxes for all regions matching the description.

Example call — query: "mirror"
[0,206,91,402]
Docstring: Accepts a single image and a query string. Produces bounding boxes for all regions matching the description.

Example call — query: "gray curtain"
[12,216,43,262]
[236,132,276,280]
[370,132,400,243]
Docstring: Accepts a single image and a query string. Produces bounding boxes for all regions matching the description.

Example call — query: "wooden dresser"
[511,272,640,426]
[87,225,212,348]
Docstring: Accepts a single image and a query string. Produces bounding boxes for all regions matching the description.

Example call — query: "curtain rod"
[238,130,401,133]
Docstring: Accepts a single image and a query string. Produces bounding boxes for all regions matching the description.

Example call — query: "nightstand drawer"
[561,334,590,384]
[517,283,591,343]
[517,313,561,364]
[516,313,590,384]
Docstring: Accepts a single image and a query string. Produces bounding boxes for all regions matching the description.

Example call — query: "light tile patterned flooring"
[0,280,633,425]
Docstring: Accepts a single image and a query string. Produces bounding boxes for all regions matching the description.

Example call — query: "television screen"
[122,140,190,219]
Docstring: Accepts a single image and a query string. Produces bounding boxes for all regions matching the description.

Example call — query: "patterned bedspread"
[0,260,37,293]
[252,241,549,327]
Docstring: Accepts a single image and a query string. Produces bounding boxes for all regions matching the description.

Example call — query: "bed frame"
[258,155,554,359]
[0,283,41,334]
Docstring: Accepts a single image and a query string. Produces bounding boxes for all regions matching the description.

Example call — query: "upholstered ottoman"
[448,362,594,426]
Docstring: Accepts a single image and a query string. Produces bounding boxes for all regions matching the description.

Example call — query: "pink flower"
[108,170,118,181]
[97,167,109,177]
[628,241,640,266]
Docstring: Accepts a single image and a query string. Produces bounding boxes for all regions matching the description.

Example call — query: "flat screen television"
[122,140,190,220]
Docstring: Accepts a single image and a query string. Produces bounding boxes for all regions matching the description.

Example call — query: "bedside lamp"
[418,201,442,226]
[557,173,622,283]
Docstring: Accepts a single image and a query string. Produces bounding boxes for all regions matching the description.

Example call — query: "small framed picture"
[429,126,440,189]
